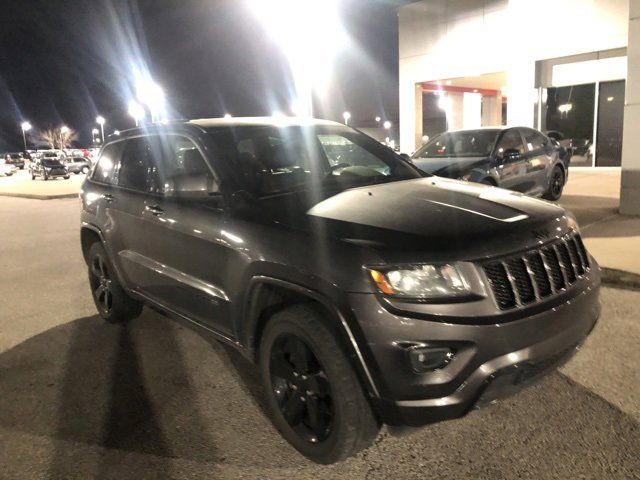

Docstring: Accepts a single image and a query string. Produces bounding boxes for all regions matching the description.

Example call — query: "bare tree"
[38,127,78,149]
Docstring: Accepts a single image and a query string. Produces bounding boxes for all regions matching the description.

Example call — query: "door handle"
[103,193,115,203]
[145,204,165,216]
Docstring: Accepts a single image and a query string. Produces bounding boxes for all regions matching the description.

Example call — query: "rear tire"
[259,304,380,464]
[87,242,143,324]
[63,175,70,179]
[81,166,90,174]
[543,166,565,201]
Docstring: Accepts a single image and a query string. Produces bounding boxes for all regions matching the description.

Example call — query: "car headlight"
[368,263,476,300]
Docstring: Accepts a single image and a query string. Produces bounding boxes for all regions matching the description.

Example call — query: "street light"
[128,100,145,126]
[96,115,105,143]
[343,111,351,125]
[383,120,392,130]
[20,121,32,151]
[249,0,346,117]
[375,116,381,124]
[60,126,69,134]
[136,79,165,123]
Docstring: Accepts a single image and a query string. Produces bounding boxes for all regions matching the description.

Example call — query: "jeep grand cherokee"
[80,117,600,464]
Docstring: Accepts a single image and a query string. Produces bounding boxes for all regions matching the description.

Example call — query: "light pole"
[21,122,32,151]
[96,116,105,143]
[343,111,351,125]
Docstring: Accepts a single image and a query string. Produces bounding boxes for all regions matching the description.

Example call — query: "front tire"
[259,305,380,464]
[87,242,143,323]
[63,175,70,179]
[543,166,565,201]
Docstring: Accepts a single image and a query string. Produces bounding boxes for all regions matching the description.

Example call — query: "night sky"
[0,0,407,150]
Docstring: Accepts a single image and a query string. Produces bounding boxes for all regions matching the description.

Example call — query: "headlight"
[368,263,475,300]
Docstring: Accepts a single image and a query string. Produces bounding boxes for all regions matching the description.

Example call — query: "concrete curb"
[601,267,640,291]
[0,192,78,200]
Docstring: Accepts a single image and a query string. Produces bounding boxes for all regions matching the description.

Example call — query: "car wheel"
[81,166,90,174]
[20,166,24,170]
[6,172,13,177]
[87,242,143,323]
[259,304,380,464]
[31,174,36,180]
[63,175,70,179]
[543,166,565,201]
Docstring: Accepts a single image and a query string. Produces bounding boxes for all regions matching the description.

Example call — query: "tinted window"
[118,138,161,193]
[412,130,500,159]
[156,136,217,194]
[92,143,122,185]
[522,129,547,152]
[206,125,420,196]
[496,129,525,156]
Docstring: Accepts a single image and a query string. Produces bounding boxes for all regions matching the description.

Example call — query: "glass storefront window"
[541,84,595,167]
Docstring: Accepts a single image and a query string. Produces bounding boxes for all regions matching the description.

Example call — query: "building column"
[620,0,640,215]
[506,60,536,127]
[414,85,423,150]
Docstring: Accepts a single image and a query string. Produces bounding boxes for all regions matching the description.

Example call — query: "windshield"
[206,125,422,196]
[42,159,62,167]
[412,130,500,159]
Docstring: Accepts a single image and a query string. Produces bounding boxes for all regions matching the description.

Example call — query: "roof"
[188,117,343,128]
[109,117,345,140]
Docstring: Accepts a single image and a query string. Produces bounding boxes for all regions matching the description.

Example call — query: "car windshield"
[206,124,422,196]
[42,159,62,167]
[412,130,501,159]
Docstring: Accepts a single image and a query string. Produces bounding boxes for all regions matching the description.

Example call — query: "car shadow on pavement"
[0,310,220,478]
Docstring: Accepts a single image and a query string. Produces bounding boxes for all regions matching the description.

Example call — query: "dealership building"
[398,0,640,214]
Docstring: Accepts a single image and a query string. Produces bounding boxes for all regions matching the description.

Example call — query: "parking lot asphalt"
[1,196,639,479]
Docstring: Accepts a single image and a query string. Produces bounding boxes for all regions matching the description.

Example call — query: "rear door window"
[522,128,547,152]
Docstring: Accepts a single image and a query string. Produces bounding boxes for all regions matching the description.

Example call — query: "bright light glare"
[128,100,146,122]
[248,0,346,117]
[383,121,392,130]
[136,79,165,122]
[96,115,105,125]
[21,121,32,131]
[558,103,573,114]
[60,126,69,134]
[223,113,232,119]
[375,116,381,123]
[92,128,99,135]
[113,130,120,135]
[343,111,351,123]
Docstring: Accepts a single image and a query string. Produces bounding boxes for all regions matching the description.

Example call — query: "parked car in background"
[0,157,17,176]
[4,153,25,169]
[30,158,69,180]
[80,118,600,463]
[411,126,570,200]
[64,156,92,174]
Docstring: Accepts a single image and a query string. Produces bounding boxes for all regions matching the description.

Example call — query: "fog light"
[409,346,454,372]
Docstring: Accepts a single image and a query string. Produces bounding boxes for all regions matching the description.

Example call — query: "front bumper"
[350,262,601,427]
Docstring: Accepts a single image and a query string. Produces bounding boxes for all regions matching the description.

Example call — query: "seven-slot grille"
[482,232,590,310]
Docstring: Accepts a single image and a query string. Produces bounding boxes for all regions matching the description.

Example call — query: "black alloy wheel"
[86,242,143,323]
[544,166,565,201]
[259,305,379,463]
[89,252,113,317]
[270,333,333,444]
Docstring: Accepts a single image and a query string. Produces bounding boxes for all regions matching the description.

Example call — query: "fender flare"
[242,275,382,398]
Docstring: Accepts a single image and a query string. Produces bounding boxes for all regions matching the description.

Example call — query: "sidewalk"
[0,169,82,199]
[561,168,640,278]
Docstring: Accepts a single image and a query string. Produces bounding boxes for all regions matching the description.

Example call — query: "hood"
[260,178,570,262]
[411,156,489,177]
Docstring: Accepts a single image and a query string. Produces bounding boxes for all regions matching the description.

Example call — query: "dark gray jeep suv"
[80,118,600,464]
